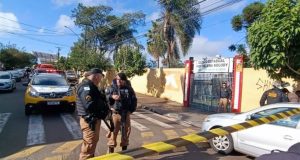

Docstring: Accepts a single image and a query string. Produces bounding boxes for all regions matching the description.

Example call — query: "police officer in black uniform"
[76,68,109,160]
[107,73,137,153]
[260,81,289,106]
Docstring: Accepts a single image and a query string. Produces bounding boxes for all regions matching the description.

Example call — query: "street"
[0,80,252,160]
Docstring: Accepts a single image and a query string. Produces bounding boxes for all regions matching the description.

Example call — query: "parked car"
[8,70,22,82]
[201,103,300,157]
[24,73,76,115]
[0,72,16,92]
[65,70,78,84]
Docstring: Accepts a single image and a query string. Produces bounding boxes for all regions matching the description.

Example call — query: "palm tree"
[147,22,167,68]
[158,0,202,67]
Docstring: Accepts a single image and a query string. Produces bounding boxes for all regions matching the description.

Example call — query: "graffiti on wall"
[256,78,273,91]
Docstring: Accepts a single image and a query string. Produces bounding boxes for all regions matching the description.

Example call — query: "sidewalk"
[136,93,211,128]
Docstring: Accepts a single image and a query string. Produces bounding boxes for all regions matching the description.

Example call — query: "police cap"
[86,68,104,76]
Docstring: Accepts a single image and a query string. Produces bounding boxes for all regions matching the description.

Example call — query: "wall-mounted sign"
[193,57,233,73]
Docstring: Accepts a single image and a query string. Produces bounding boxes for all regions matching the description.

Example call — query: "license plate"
[47,101,60,105]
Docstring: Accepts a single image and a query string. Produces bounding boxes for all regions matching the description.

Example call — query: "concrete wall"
[130,68,185,104]
[241,68,300,112]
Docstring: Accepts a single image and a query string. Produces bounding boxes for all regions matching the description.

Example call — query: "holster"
[82,115,97,131]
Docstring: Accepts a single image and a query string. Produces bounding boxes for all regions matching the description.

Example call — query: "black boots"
[122,146,127,151]
[108,147,114,153]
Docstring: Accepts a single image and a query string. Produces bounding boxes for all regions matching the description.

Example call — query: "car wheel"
[25,106,31,116]
[209,134,234,155]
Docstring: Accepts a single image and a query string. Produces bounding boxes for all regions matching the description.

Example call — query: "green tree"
[72,4,145,56]
[157,0,202,67]
[229,2,265,58]
[248,0,300,79]
[0,45,36,69]
[114,46,147,78]
[147,21,167,68]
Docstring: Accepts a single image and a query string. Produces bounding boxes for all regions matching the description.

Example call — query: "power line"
[0,30,71,47]
[0,15,61,34]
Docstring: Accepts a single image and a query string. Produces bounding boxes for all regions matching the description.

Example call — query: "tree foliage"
[70,3,145,73]
[0,44,36,69]
[231,2,265,32]
[248,0,300,79]
[147,21,167,68]
[114,46,146,78]
[229,2,265,65]
[154,0,202,67]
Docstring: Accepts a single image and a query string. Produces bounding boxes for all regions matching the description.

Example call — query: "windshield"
[251,107,293,119]
[32,76,68,86]
[0,74,10,79]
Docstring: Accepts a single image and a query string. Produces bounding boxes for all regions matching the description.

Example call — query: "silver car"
[202,103,300,157]
[0,72,16,92]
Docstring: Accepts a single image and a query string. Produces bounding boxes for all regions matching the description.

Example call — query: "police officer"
[260,81,289,106]
[76,68,109,160]
[219,81,232,112]
[107,73,137,153]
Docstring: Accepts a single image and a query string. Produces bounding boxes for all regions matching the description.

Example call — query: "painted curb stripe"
[90,153,133,160]
[91,108,300,160]
[142,142,176,152]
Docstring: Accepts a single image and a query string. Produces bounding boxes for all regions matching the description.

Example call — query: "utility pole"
[56,47,61,62]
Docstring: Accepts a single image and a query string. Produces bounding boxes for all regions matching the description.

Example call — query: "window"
[271,114,300,128]
[251,107,292,119]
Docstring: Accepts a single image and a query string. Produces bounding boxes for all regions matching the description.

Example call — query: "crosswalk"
[0,110,200,159]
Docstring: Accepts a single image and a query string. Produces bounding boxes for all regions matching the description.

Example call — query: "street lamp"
[65,26,87,72]
[64,26,80,39]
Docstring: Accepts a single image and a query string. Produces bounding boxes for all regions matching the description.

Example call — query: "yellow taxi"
[24,73,76,115]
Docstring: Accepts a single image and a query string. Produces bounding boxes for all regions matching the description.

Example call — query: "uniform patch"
[85,95,92,101]
[268,91,278,98]
[84,87,90,91]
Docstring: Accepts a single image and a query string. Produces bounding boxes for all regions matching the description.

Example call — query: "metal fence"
[190,72,233,113]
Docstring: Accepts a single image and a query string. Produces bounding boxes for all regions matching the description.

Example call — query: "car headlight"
[29,88,39,97]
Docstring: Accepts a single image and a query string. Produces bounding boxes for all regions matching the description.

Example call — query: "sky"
[0,0,258,62]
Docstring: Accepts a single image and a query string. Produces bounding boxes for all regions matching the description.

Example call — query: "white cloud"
[38,28,45,34]
[55,15,75,33]
[0,12,23,36]
[147,11,160,22]
[78,0,109,6]
[186,36,231,60]
[52,0,110,7]
[52,0,75,7]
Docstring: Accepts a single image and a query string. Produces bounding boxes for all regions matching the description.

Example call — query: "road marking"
[162,130,188,152]
[44,155,64,160]
[4,145,45,160]
[142,132,154,145]
[27,115,45,146]
[60,113,82,139]
[131,119,149,131]
[163,130,178,139]
[52,140,82,154]
[133,112,174,129]
[0,113,11,134]
[141,132,154,138]
[182,128,197,134]
[141,109,191,127]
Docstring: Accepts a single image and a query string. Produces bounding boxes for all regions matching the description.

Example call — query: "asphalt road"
[0,79,252,160]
